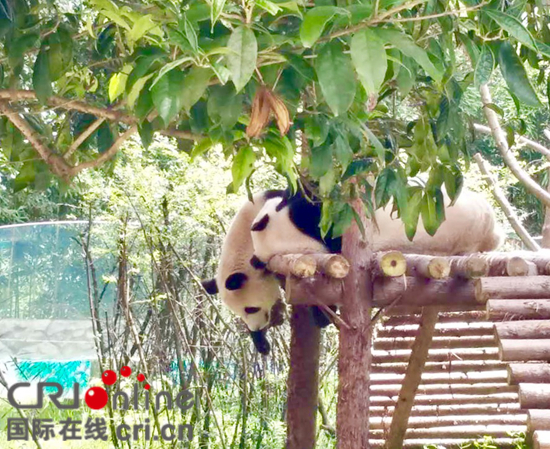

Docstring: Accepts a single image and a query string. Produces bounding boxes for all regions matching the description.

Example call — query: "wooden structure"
[271,250,550,448]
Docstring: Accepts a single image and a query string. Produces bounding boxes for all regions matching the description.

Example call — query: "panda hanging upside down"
[203,186,502,355]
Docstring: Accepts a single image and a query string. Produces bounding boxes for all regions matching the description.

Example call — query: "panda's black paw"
[310,305,337,328]
[249,329,271,355]
[250,255,267,270]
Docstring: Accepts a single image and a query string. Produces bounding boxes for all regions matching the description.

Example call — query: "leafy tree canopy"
[0,0,549,237]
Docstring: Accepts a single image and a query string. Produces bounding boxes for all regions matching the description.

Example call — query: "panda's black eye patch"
[251,214,269,232]
[225,272,248,290]
[244,307,261,314]
[250,255,267,270]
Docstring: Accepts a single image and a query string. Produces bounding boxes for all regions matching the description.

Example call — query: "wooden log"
[378,324,494,338]
[506,256,539,276]
[534,430,550,449]
[528,410,550,432]
[368,438,521,449]
[286,306,320,449]
[508,363,550,384]
[404,255,450,279]
[449,255,490,279]
[374,335,496,351]
[370,403,522,417]
[373,348,499,364]
[370,393,519,406]
[268,254,317,278]
[309,253,350,278]
[383,310,486,325]
[498,339,550,362]
[371,372,507,385]
[475,276,550,303]
[495,320,550,340]
[386,308,439,449]
[373,277,476,308]
[374,251,407,277]
[371,426,526,439]
[286,276,344,306]
[372,384,517,396]
[519,384,550,409]
[336,200,373,449]
[371,414,526,429]
[382,304,486,316]
[373,360,508,374]
[486,299,550,320]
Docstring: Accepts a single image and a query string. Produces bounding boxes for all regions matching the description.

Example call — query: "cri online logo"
[85,365,148,410]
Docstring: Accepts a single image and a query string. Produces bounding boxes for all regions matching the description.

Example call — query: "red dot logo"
[144,384,150,390]
[85,387,108,410]
[137,373,145,382]
[102,370,117,385]
[120,366,132,377]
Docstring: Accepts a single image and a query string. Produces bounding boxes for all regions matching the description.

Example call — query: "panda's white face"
[250,197,327,262]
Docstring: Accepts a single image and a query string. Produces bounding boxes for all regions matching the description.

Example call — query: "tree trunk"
[336,201,373,449]
[286,306,320,449]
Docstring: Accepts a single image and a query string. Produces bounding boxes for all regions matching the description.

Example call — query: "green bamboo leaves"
[315,41,356,116]
[474,46,494,88]
[226,26,257,92]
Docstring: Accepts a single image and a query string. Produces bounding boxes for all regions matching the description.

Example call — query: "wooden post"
[385,307,440,449]
[336,200,373,449]
[286,305,320,449]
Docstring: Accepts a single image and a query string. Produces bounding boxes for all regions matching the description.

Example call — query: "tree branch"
[474,153,540,252]
[479,84,550,207]
[69,124,138,176]
[0,102,73,180]
[0,89,201,141]
[64,117,105,160]
[474,123,550,160]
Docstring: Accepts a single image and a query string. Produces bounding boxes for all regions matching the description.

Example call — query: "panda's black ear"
[201,278,218,295]
[251,214,269,232]
[225,272,248,290]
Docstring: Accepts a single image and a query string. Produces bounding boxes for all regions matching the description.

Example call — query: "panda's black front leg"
[310,305,338,328]
[249,329,271,355]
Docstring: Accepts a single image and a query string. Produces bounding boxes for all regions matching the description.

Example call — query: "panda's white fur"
[251,189,502,261]
[207,192,283,347]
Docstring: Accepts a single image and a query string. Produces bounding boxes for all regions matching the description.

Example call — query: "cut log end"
[292,255,317,278]
[320,254,350,278]
[427,257,451,279]
[377,251,407,277]
[507,257,538,276]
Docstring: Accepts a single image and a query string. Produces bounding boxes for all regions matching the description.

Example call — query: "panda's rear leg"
[310,305,338,328]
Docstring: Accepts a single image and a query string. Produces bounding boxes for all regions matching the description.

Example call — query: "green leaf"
[129,15,157,42]
[304,115,329,146]
[402,188,423,241]
[182,15,198,53]
[350,28,387,95]
[226,26,257,92]
[319,167,336,195]
[375,28,442,82]
[332,135,353,170]
[232,146,256,191]
[420,191,444,236]
[300,6,337,48]
[310,144,333,179]
[138,120,154,149]
[97,122,114,153]
[108,65,131,102]
[256,0,282,15]
[315,40,356,116]
[363,125,385,164]
[210,0,226,28]
[375,167,394,208]
[498,41,541,107]
[33,47,52,104]
[444,166,463,204]
[181,67,212,112]
[331,203,354,238]
[191,137,214,160]
[474,45,494,88]
[207,84,242,128]
[150,57,194,88]
[151,70,185,125]
[485,10,538,52]
[342,158,374,181]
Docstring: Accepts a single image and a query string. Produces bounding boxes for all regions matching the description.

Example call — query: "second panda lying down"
[205,187,502,354]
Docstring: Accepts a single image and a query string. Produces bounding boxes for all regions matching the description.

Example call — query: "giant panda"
[201,190,286,355]
[250,187,502,264]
